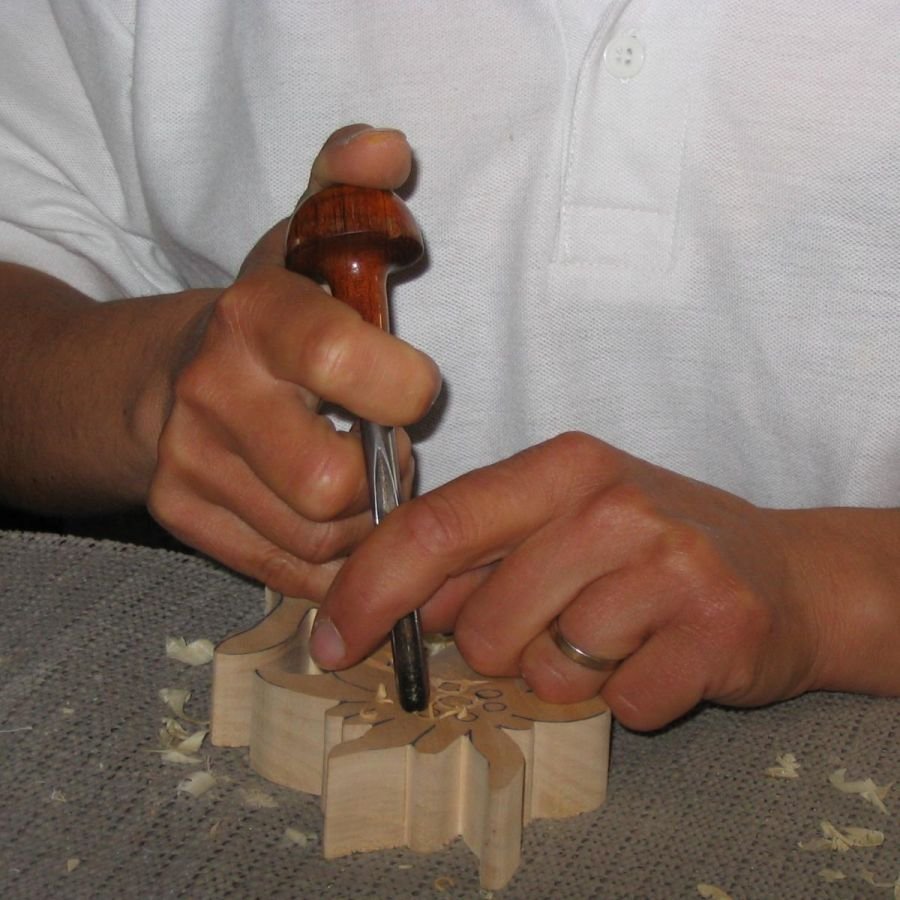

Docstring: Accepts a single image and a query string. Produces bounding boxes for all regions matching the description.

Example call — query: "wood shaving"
[158,688,208,725]
[60,706,75,716]
[829,768,892,814]
[239,787,279,809]
[0,725,32,734]
[425,634,454,655]
[65,858,80,873]
[165,636,215,667]
[176,770,216,798]
[359,706,379,723]
[819,868,847,882]
[798,820,885,852]
[50,789,67,803]
[159,688,191,717]
[174,728,207,754]
[158,720,207,751]
[375,682,393,704]
[765,752,801,779]
[282,827,317,848]
[696,885,733,899]
[158,717,190,747]
[860,868,900,897]
[160,749,203,765]
[434,875,456,892]
[154,721,207,764]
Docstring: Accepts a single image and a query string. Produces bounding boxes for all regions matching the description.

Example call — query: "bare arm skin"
[0,126,441,598]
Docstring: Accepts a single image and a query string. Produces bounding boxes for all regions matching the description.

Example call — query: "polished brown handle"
[284,183,429,712]
[285,184,423,330]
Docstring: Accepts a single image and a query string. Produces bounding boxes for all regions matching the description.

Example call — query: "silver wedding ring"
[550,617,621,672]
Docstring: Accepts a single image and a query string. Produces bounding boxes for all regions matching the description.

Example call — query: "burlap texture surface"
[1,530,897,899]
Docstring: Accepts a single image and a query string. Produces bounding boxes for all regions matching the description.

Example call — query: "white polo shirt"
[1,1,898,507]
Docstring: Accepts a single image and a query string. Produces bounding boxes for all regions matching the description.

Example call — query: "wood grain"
[211,593,611,890]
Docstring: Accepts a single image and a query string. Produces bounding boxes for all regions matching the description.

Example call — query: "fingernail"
[337,126,406,146]
[310,614,346,669]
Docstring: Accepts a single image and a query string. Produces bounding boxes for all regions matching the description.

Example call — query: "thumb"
[303,124,412,198]
[239,125,413,279]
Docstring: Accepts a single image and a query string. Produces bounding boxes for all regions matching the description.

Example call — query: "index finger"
[309,433,624,669]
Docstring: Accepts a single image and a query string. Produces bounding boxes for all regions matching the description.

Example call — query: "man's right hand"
[147,125,441,598]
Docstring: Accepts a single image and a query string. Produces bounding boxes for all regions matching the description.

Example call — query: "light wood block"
[211,593,611,891]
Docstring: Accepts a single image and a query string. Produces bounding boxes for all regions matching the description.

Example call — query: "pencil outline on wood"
[211,590,611,890]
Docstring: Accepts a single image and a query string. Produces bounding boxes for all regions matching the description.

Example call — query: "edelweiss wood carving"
[211,591,611,890]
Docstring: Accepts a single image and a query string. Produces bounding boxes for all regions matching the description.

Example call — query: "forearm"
[0,262,217,514]
[777,506,900,697]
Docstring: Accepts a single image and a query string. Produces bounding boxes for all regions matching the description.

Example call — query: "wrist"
[776,507,900,696]
[112,289,220,503]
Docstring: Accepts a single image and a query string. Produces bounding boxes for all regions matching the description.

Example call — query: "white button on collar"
[603,31,645,80]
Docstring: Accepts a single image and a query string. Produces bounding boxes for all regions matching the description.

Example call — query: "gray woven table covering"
[1,531,897,900]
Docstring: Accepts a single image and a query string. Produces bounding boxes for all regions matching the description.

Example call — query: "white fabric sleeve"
[0,0,186,300]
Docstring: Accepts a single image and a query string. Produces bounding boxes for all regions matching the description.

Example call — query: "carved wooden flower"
[212,596,611,891]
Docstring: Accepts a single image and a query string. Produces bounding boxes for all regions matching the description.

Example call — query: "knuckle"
[402,490,471,561]
[172,355,219,410]
[255,552,330,600]
[546,430,615,473]
[298,520,355,565]
[657,522,718,577]
[548,430,596,457]
[298,445,361,521]
[146,480,193,537]
[453,626,506,677]
[576,480,661,536]
[542,431,621,498]
[301,316,360,393]
[210,276,267,342]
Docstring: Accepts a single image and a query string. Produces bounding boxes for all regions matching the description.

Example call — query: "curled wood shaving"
[798,820,885,852]
[765,753,801,779]
[282,827,317,848]
[375,683,393,704]
[860,868,900,897]
[434,875,456,892]
[239,787,279,809]
[696,885,733,899]
[65,858,81,873]
[176,770,216,798]
[50,789,68,803]
[158,719,207,753]
[159,717,190,747]
[173,728,207,754]
[829,768,892,814]
[160,749,203,765]
[860,868,895,888]
[158,688,208,725]
[425,634,454,655]
[154,719,208,764]
[359,706,379,722]
[819,868,847,882]
[165,637,214,667]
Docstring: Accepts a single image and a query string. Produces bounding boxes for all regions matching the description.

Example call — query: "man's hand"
[147,126,440,597]
[310,431,900,730]
[0,125,439,600]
